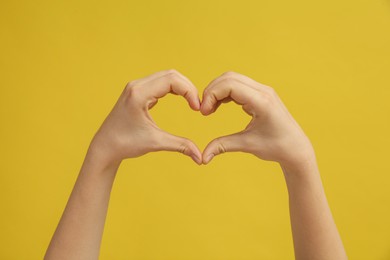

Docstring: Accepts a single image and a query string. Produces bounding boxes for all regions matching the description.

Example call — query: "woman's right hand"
[201,71,316,174]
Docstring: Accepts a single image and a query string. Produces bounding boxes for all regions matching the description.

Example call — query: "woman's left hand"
[89,69,203,167]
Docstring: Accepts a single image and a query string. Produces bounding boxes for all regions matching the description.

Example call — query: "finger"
[202,132,248,164]
[148,69,200,102]
[200,77,260,116]
[155,130,203,165]
[206,71,271,94]
[144,69,200,111]
[130,69,183,85]
[208,97,233,114]
[203,72,291,123]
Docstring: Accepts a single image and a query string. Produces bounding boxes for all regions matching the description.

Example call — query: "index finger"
[143,69,200,110]
[200,75,261,116]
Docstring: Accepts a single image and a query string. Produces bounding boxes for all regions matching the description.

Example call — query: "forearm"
[280,157,347,260]
[44,144,120,260]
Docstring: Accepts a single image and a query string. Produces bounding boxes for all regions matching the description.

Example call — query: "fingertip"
[200,108,208,116]
[195,97,201,111]
[202,153,215,165]
[200,101,211,115]
[189,96,201,111]
[187,142,202,165]
[191,154,202,165]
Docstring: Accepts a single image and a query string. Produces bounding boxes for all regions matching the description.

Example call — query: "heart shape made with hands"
[150,92,248,165]
[135,70,266,166]
[107,69,305,168]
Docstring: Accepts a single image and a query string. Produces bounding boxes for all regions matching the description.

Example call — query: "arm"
[281,157,347,260]
[43,146,120,260]
[44,69,202,260]
[200,71,348,260]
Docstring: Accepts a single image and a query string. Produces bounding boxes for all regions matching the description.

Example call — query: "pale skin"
[44,69,348,260]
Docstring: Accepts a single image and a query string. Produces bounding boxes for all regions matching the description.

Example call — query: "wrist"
[279,151,318,179]
[85,140,122,175]
[280,159,322,197]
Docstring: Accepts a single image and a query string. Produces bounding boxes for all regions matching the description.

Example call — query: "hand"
[201,71,316,171]
[89,69,203,167]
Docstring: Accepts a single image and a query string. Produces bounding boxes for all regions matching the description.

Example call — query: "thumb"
[156,130,202,165]
[202,132,247,164]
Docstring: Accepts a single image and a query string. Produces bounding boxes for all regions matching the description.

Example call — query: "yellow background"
[1,0,389,259]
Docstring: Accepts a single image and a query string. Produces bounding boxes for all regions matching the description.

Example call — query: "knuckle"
[124,83,142,99]
[222,71,236,77]
[220,75,235,84]
[257,84,277,98]
[124,82,133,94]
[166,70,180,81]
[261,91,274,104]
[218,146,226,154]
[215,138,227,154]
[265,85,276,95]
[264,84,273,91]
[166,69,179,76]
[178,139,191,154]
[125,80,136,89]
